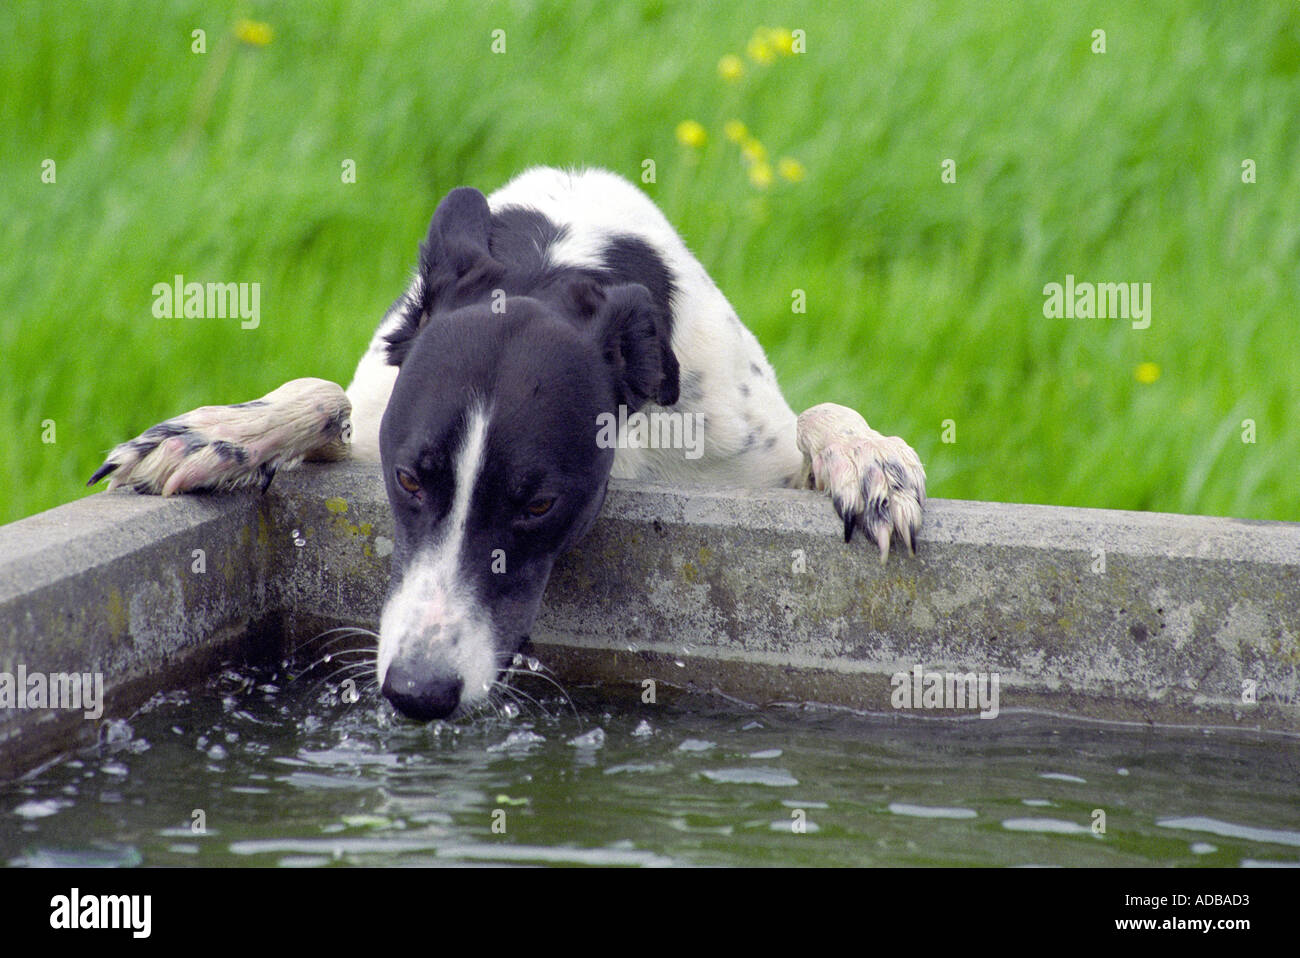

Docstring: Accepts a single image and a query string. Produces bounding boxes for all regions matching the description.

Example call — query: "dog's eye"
[395,467,421,496]
[525,496,555,518]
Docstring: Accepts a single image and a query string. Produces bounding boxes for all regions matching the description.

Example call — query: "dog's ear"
[419,187,503,302]
[386,188,504,366]
[592,284,680,411]
[556,276,606,321]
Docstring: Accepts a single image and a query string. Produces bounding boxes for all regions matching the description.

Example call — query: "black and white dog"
[91,167,926,721]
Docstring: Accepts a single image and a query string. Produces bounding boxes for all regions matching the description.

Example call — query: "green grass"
[3,0,1297,524]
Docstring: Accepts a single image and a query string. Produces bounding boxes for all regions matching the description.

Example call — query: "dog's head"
[375,187,677,720]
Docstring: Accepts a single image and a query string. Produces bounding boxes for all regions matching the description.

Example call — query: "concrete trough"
[1,460,1297,776]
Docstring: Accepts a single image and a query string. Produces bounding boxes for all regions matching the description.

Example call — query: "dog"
[89,167,926,721]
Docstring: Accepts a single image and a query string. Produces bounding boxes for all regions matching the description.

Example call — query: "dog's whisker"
[295,626,381,652]
[501,666,578,718]
[327,662,378,677]
[501,670,574,707]
[469,693,501,722]
[291,629,381,682]
[298,652,376,676]
[304,661,379,693]
[314,649,379,664]
[492,680,554,720]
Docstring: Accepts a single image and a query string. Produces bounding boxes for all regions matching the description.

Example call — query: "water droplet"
[502,702,520,718]
[14,799,65,819]
[526,657,540,671]
[98,719,133,747]
[511,653,524,667]
[568,728,606,749]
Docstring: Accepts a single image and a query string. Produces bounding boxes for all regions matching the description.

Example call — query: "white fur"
[376,403,498,705]
[345,281,417,461]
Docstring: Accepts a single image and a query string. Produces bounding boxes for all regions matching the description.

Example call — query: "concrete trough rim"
[1,460,1297,777]
[601,479,1300,564]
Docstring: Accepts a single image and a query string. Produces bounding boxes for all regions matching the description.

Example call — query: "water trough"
[2,461,1297,777]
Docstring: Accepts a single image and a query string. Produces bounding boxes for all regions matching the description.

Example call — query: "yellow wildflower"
[724,120,748,144]
[235,18,273,46]
[740,137,768,164]
[718,54,744,82]
[675,120,707,148]
[748,162,773,188]
[777,157,806,182]
[1135,362,1161,384]
[747,30,775,64]
[766,28,796,55]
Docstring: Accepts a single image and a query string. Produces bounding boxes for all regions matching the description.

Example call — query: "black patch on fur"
[384,203,559,367]
[322,405,349,435]
[749,361,763,377]
[594,284,676,412]
[138,421,188,444]
[87,461,118,486]
[883,460,907,489]
[600,236,674,320]
[211,441,248,465]
[489,206,567,278]
[384,187,506,366]
[119,420,198,461]
[230,400,269,409]
[381,192,681,408]
[599,236,678,406]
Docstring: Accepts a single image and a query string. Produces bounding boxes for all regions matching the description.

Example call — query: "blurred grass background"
[1,0,1296,524]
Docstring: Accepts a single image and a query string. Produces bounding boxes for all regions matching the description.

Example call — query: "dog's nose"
[381,664,463,721]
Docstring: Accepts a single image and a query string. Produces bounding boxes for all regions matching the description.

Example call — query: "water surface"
[3,662,1297,867]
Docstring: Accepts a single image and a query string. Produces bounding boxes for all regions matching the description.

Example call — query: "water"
[2,663,1297,867]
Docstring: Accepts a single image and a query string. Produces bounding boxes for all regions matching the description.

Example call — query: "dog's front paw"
[797,403,926,561]
[88,378,351,496]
